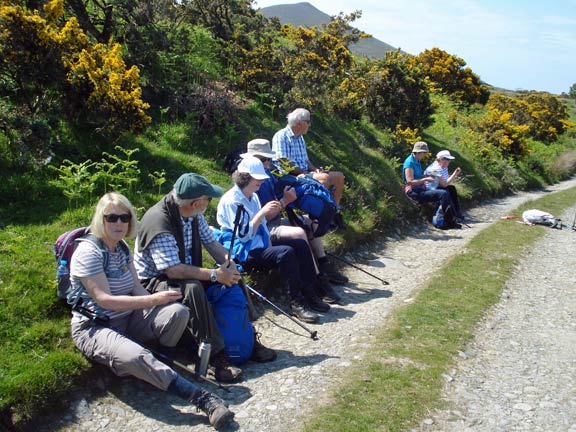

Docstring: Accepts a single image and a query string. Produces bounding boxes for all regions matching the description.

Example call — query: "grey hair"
[287,108,310,126]
[171,189,195,207]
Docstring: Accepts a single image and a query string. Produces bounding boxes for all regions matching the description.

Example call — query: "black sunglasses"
[103,213,132,223]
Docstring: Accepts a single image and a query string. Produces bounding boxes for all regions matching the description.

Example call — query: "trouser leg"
[148,278,226,355]
[244,245,308,301]
[445,185,461,215]
[71,320,177,391]
[125,302,189,347]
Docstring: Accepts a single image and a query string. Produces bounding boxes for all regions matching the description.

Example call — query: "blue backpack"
[432,205,455,229]
[274,174,338,237]
[206,283,254,365]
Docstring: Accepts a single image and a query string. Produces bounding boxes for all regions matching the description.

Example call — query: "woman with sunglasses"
[69,192,233,429]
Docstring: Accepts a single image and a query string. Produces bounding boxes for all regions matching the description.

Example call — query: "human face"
[254,155,271,170]
[103,204,130,245]
[186,195,212,217]
[414,152,427,161]
[439,158,452,168]
[300,117,311,134]
[245,177,265,196]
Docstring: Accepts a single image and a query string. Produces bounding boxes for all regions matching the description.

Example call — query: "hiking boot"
[290,300,319,323]
[448,222,462,229]
[250,332,277,363]
[195,390,235,429]
[316,276,342,304]
[319,259,349,285]
[209,350,242,382]
[307,293,331,313]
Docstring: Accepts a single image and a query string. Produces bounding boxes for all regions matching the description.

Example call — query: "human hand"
[262,200,282,216]
[153,290,182,305]
[218,263,242,287]
[454,167,462,176]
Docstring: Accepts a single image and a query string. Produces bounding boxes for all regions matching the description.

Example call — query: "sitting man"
[135,173,276,383]
[216,156,331,324]
[402,141,461,229]
[272,108,346,223]
[424,149,463,218]
[241,138,346,302]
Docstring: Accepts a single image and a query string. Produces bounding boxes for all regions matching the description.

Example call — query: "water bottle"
[197,341,211,377]
[427,170,440,190]
[56,259,70,299]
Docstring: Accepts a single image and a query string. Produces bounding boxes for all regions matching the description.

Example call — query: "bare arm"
[405,168,434,186]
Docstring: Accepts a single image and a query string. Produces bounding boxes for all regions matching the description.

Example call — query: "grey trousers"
[148,278,226,355]
[71,302,188,391]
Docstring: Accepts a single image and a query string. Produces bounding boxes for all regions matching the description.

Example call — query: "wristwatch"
[210,268,218,283]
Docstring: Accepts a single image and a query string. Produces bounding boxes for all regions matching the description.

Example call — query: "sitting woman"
[424,149,463,218]
[402,141,460,229]
[216,156,330,324]
[69,192,233,429]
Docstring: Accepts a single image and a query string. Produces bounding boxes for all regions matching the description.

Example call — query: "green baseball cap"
[173,173,223,200]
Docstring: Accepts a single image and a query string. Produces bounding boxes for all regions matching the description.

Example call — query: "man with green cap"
[135,173,276,383]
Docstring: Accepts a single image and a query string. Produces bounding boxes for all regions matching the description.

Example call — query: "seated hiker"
[241,138,345,303]
[69,192,233,429]
[135,173,276,383]
[272,108,346,227]
[424,150,463,218]
[402,141,461,229]
[216,156,331,324]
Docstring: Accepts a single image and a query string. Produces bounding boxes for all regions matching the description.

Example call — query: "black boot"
[194,390,234,429]
[167,375,234,429]
[307,293,331,313]
[289,300,319,323]
[316,275,342,304]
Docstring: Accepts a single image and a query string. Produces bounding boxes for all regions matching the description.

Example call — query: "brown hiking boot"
[209,350,242,382]
[195,391,234,429]
[250,332,277,362]
[320,259,349,285]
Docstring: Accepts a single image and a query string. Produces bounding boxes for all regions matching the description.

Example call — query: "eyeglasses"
[302,119,311,124]
[256,156,271,162]
[103,213,132,223]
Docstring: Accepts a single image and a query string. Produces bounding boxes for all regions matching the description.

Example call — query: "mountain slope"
[260,2,397,59]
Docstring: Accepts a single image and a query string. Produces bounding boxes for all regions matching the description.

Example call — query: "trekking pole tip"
[310,331,319,340]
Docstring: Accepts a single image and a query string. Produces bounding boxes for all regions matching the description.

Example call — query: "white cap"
[437,150,455,160]
[237,156,269,180]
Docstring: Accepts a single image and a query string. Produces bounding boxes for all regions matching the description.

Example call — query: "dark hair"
[232,171,253,190]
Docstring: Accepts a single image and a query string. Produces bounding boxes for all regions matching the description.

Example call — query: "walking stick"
[326,252,389,285]
[74,304,230,392]
[228,203,319,340]
[240,280,319,340]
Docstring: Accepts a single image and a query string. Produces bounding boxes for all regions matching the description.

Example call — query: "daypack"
[53,227,130,302]
[206,283,254,365]
[431,205,455,229]
[274,174,338,237]
[223,148,244,174]
[522,209,561,228]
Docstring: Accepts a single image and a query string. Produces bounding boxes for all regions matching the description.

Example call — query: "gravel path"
[37,179,576,432]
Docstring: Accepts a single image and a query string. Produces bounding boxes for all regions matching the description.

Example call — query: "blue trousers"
[243,238,316,302]
[408,188,455,215]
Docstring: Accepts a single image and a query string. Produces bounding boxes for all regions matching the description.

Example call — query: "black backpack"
[223,148,244,174]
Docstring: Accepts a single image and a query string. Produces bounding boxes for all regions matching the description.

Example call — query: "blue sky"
[254,0,576,94]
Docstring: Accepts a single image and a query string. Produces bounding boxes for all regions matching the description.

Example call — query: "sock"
[166,375,203,403]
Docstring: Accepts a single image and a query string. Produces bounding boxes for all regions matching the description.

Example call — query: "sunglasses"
[256,157,271,162]
[103,213,132,223]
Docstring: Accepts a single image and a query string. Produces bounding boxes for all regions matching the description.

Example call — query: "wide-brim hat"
[237,156,269,180]
[174,173,223,200]
[240,138,275,159]
[412,141,430,153]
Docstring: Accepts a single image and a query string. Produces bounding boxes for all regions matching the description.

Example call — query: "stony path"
[37,179,576,432]
[418,206,576,432]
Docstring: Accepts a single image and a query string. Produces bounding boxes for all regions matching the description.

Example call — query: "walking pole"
[241,280,319,340]
[326,252,389,285]
[228,204,319,340]
[74,304,230,392]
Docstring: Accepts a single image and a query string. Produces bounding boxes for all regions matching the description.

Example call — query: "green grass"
[1,93,575,428]
[303,186,576,432]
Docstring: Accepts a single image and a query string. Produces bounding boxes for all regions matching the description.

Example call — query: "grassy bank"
[1,93,575,429]
[303,186,576,431]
